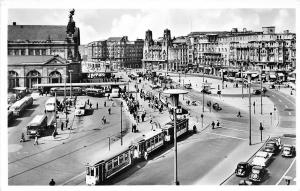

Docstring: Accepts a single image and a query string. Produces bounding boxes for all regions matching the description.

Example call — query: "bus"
[75,101,86,116]
[26,114,48,137]
[85,88,105,97]
[9,96,33,117]
[13,87,28,100]
[50,87,83,96]
[110,88,120,98]
[45,97,56,112]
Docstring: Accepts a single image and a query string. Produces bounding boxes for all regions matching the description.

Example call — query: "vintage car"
[282,145,296,158]
[253,89,261,95]
[201,89,212,94]
[263,141,281,155]
[235,162,252,177]
[249,165,268,183]
[212,103,222,111]
[268,137,282,149]
[251,151,273,167]
[184,83,192,89]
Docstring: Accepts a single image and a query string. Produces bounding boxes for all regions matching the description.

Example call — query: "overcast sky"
[8,9,295,44]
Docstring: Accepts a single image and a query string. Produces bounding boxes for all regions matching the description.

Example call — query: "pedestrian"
[131,123,134,132]
[66,118,69,129]
[211,121,215,129]
[216,120,220,128]
[193,125,197,133]
[108,107,111,115]
[96,102,98,110]
[61,122,64,131]
[141,113,145,122]
[49,179,55,186]
[34,134,38,145]
[149,115,153,124]
[104,101,106,107]
[52,131,56,139]
[90,102,92,109]
[87,99,89,105]
[20,132,25,142]
[137,114,140,123]
[237,111,241,117]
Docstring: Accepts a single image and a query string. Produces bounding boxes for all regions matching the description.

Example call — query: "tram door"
[137,140,146,158]
[98,163,104,183]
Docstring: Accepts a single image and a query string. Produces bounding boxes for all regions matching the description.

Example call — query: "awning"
[278,73,284,77]
[270,74,276,78]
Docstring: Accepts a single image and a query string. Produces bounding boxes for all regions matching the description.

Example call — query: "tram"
[85,146,134,185]
[161,118,189,142]
[85,118,190,185]
[85,88,105,97]
[50,87,83,96]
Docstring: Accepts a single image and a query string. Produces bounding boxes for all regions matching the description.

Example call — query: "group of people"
[211,120,221,129]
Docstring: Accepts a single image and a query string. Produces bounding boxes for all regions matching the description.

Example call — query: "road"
[8,95,132,185]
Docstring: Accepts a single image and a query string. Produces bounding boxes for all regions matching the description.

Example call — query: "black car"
[282,145,296,158]
[253,89,261,95]
[235,162,252,177]
[201,89,211,94]
[249,165,268,183]
[212,103,222,111]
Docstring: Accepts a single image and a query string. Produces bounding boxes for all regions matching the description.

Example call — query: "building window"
[29,49,34,55]
[41,49,46,55]
[21,49,25,55]
[14,49,19,56]
[8,49,13,55]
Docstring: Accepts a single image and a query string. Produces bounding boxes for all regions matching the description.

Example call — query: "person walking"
[237,111,241,117]
[96,102,98,110]
[104,101,106,107]
[216,120,220,128]
[89,102,92,109]
[211,121,215,129]
[108,107,111,115]
[61,122,64,131]
[34,134,38,145]
[20,132,26,142]
[66,118,69,130]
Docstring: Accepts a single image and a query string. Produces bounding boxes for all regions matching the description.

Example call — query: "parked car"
[263,141,281,155]
[268,137,282,149]
[235,162,252,177]
[212,103,222,111]
[253,89,261,95]
[251,151,273,167]
[191,101,197,106]
[249,165,268,183]
[281,145,296,158]
[201,89,212,94]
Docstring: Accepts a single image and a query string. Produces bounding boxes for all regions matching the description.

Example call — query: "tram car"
[85,146,134,185]
[161,118,189,142]
[131,129,165,160]
[85,119,190,185]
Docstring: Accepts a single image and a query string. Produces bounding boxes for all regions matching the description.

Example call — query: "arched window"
[8,71,19,89]
[49,71,62,83]
[26,70,41,88]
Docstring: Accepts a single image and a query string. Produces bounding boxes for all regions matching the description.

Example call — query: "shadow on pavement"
[8,119,22,128]
[84,109,94,116]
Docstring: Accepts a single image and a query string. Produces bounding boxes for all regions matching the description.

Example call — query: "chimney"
[13,22,16,25]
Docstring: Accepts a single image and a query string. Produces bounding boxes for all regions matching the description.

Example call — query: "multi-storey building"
[86,37,144,69]
[8,9,81,89]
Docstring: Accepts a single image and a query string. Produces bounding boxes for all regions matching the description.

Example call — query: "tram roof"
[133,129,163,143]
[33,82,129,87]
[86,144,132,166]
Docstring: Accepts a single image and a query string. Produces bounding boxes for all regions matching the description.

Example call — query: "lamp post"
[260,68,263,115]
[243,71,256,146]
[163,89,188,186]
[120,102,123,146]
[68,70,73,98]
[241,65,244,99]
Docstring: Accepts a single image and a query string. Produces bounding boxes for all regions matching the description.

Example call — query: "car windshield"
[283,147,291,152]
[238,164,245,169]
[266,143,275,147]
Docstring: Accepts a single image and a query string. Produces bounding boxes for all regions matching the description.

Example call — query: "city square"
[4,6,296,187]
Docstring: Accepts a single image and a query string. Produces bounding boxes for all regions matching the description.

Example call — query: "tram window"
[86,167,90,175]
[91,168,94,176]
[146,140,150,148]
[113,158,118,167]
[124,153,128,161]
[95,167,98,176]
[119,155,124,164]
[154,136,158,143]
[158,134,162,141]
[107,161,112,170]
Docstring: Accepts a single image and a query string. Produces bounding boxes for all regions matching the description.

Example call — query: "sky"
[7,8,296,44]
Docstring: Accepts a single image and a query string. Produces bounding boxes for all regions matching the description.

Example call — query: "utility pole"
[260,69,263,115]
[69,70,73,98]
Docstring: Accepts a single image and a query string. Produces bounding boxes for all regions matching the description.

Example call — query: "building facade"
[143,27,296,82]
[7,9,81,89]
[86,37,144,69]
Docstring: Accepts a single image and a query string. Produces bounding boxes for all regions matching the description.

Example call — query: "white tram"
[85,146,134,185]
[161,118,189,142]
[9,96,33,117]
[132,129,165,160]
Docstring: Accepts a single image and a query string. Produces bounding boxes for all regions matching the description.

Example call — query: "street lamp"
[68,70,74,98]
[120,102,123,146]
[163,89,188,186]
[243,70,256,146]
